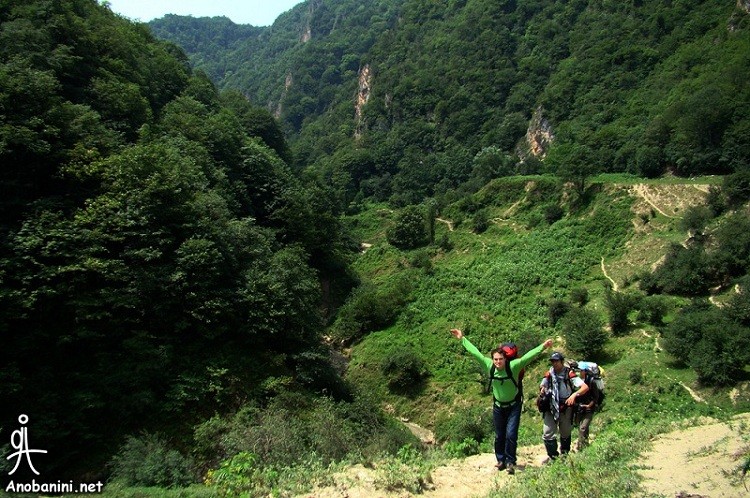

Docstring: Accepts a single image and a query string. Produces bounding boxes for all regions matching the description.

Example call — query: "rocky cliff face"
[524,106,555,159]
[354,64,372,139]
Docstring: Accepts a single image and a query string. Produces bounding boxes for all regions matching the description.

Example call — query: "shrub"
[109,433,196,488]
[373,445,432,494]
[722,169,750,209]
[544,204,564,224]
[640,243,712,296]
[547,299,571,326]
[381,348,430,394]
[438,233,454,252]
[472,208,490,234]
[329,276,414,344]
[434,406,491,444]
[679,205,713,233]
[387,205,428,249]
[662,302,750,385]
[571,287,589,307]
[638,295,668,326]
[604,288,641,336]
[442,437,481,458]
[558,307,608,358]
[709,212,750,280]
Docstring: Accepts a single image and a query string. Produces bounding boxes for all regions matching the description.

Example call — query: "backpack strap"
[487,363,520,404]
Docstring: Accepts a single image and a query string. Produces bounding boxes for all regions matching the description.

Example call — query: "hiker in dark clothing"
[569,360,603,451]
[539,351,589,461]
[451,328,553,474]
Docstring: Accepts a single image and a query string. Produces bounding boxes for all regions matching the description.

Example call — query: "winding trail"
[632,184,677,218]
[435,218,454,231]
[600,257,618,291]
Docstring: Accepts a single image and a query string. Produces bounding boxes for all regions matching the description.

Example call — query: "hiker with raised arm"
[450,328,553,475]
[539,351,589,461]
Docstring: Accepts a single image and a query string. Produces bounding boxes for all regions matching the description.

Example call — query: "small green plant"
[629,367,643,385]
[443,437,480,458]
[109,433,195,488]
[373,445,432,494]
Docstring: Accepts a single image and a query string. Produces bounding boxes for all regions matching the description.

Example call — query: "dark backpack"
[486,343,524,403]
[583,370,606,411]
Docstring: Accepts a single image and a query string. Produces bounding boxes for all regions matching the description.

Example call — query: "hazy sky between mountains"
[107,0,304,26]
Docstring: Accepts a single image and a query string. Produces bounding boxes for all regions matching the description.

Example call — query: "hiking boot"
[494,461,506,470]
[506,463,515,475]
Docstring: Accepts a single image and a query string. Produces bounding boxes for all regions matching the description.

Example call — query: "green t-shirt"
[461,337,546,404]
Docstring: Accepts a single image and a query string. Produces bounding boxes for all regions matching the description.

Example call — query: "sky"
[107,0,305,26]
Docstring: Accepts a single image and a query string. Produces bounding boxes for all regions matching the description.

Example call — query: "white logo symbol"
[7,414,47,475]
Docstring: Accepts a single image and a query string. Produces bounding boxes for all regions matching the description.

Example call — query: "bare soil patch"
[639,413,750,498]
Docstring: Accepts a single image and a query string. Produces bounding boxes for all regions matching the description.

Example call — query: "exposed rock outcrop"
[524,106,555,159]
[354,64,372,139]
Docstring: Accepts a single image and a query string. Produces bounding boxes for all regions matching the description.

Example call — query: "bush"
[662,302,750,386]
[329,276,414,344]
[387,205,429,249]
[604,288,641,336]
[558,307,608,358]
[679,205,713,233]
[472,208,490,234]
[638,295,668,326]
[109,433,196,488]
[640,243,712,296]
[547,299,571,326]
[434,406,491,444]
[722,170,750,209]
[571,287,589,307]
[544,204,564,224]
[381,349,430,394]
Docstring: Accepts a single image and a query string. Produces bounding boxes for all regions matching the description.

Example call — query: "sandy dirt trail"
[295,412,750,498]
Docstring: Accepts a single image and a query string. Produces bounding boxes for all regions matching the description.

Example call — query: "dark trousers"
[493,401,522,465]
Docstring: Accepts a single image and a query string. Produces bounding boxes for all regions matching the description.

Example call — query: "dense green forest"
[2,0,750,497]
[0,0,363,484]
[151,0,750,208]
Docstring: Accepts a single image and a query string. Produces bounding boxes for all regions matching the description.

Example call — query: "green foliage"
[329,275,414,345]
[570,287,589,307]
[442,437,481,458]
[558,307,608,359]
[372,445,433,495]
[723,170,750,209]
[679,205,714,233]
[381,348,430,394]
[109,434,196,488]
[662,301,750,386]
[153,0,750,199]
[604,288,641,336]
[638,295,669,326]
[547,299,571,327]
[0,0,355,479]
[387,204,429,249]
[433,406,492,445]
[641,243,712,296]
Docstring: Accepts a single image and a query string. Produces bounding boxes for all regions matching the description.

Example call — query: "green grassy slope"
[340,176,750,494]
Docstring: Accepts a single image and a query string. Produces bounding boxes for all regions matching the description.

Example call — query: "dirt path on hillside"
[632,184,678,218]
[293,444,549,498]
[295,415,750,498]
[601,257,618,291]
[436,218,454,231]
